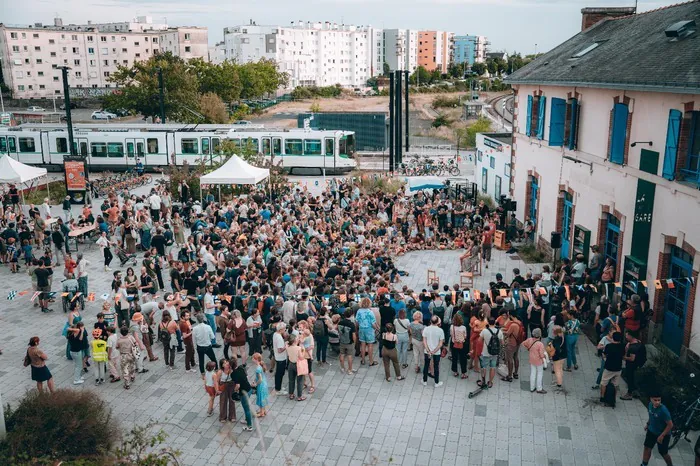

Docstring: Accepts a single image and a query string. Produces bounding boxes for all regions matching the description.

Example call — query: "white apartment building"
[224,21,377,88]
[0,18,208,99]
[383,29,418,72]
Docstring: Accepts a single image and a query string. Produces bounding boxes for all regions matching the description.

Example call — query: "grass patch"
[517,244,550,264]
[24,181,68,205]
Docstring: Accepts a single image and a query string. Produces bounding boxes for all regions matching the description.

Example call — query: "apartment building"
[383,29,418,73]
[417,31,454,74]
[224,21,376,88]
[505,4,700,359]
[452,35,487,66]
[0,17,208,99]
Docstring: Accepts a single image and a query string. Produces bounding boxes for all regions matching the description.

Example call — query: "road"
[3,106,141,123]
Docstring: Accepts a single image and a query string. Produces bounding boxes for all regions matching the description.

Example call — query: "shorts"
[205,386,216,397]
[600,369,621,386]
[480,355,498,368]
[644,430,670,456]
[340,344,354,355]
[358,328,375,344]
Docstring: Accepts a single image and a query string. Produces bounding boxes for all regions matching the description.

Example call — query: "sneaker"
[435,382,444,388]
[73,380,84,385]
[104,266,112,272]
[339,368,346,374]
[243,426,254,432]
[422,381,427,386]
[177,349,185,354]
[212,344,222,348]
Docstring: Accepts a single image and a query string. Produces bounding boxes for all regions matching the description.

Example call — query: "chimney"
[581,6,636,31]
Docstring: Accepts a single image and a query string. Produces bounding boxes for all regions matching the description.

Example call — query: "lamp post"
[60,66,76,156]
[157,67,166,124]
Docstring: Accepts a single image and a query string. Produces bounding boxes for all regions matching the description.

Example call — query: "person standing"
[551,325,567,390]
[286,334,306,401]
[25,336,55,393]
[62,196,73,221]
[106,326,121,383]
[450,314,469,379]
[91,328,108,385]
[33,260,53,313]
[337,309,357,374]
[356,298,379,366]
[600,331,624,405]
[149,190,162,223]
[380,323,404,382]
[128,313,150,374]
[409,311,425,374]
[394,309,411,369]
[523,328,547,394]
[422,315,445,388]
[159,313,178,370]
[76,253,89,297]
[642,393,674,466]
[66,322,87,384]
[216,359,236,423]
[231,357,254,432]
[179,310,196,372]
[621,330,647,400]
[564,310,581,371]
[478,317,503,389]
[272,322,288,395]
[193,314,218,377]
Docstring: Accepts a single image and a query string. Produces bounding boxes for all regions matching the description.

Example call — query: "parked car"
[59,102,78,110]
[27,106,45,112]
[232,120,252,125]
[91,110,117,120]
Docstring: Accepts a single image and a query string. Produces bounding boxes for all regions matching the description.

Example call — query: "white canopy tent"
[199,155,270,200]
[404,176,446,192]
[0,155,50,206]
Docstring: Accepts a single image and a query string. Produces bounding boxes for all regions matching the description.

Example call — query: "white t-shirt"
[273,332,287,361]
[149,194,161,210]
[422,325,445,354]
[107,334,119,357]
[203,293,216,315]
[480,327,504,357]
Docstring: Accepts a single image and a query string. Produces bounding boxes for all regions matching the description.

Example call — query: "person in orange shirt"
[106,202,119,233]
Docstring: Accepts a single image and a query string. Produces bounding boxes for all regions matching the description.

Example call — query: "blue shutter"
[609,103,629,165]
[526,95,533,136]
[567,98,579,150]
[662,109,682,180]
[536,96,546,140]
[548,98,566,146]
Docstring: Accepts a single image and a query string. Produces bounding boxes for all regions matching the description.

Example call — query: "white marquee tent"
[199,155,270,199]
[0,155,51,205]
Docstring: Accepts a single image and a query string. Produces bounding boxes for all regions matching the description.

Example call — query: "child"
[101,301,116,329]
[94,313,108,340]
[22,239,33,265]
[204,361,218,416]
[252,353,269,418]
[7,238,18,273]
[91,328,108,385]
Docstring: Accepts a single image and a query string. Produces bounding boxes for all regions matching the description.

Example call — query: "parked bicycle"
[669,373,700,449]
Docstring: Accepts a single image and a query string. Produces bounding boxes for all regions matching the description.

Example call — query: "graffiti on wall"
[69,87,122,99]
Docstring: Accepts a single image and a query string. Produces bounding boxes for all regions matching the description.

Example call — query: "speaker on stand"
[551,231,562,271]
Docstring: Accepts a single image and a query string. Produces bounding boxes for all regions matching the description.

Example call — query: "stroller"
[116,245,137,267]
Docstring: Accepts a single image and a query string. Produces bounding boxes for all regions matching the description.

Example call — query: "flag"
[654,280,662,290]
[538,287,547,296]
[61,292,70,297]
[87,292,95,302]
[666,279,675,289]
[71,292,82,303]
[7,290,17,300]
[339,294,347,302]
[614,282,621,290]
[18,290,28,296]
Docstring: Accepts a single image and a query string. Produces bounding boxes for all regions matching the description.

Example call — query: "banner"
[65,161,87,191]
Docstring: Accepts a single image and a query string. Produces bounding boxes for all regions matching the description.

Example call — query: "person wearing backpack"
[551,325,567,390]
[478,318,503,389]
[337,309,357,374]
[502,312,524,382]
[621,330,646,401]
[564,311,582,371]
[313,307,331,365]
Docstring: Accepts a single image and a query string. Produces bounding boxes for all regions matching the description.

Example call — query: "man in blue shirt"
[642,392,673,466]
[390,292,406,317]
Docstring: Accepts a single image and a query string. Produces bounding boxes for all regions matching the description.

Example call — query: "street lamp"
[60,66,76,156]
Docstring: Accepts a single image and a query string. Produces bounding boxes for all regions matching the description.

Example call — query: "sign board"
[64,159,87,204]
[483,137,503,151]
[630,179,656,263]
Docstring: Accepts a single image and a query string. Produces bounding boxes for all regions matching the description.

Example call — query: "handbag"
[23,350,31,367]
[296,348,309,376]
[452,327,464,349]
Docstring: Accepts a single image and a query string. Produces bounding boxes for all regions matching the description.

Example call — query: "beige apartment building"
[417,31,454,74]
[0,17,207,99]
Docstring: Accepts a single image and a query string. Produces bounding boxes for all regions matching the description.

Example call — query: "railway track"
[484,93,514,130]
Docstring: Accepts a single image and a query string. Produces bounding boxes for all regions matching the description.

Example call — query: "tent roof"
[0,155,48,184]
[200,155,269,185]
[404,176,445,192]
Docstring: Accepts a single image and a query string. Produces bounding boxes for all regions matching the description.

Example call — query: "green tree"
[471,62,487,76]
[188,58,242,103]
[430,68,442,83]
[485,58,498,75]
[239,58,288,100]
[410,66,431,85]
[466,116,492,147]
[102,52,200,123]
[199,92,229,123]
[382,62,391,77]
[448,62,465,78]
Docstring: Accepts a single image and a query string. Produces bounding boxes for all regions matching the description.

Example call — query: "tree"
[448,62,465,78]
[409,66,431,85]
[471,62,487,76]
[430,68,442,83]
[466,116,492,147]
[102,52,201,123]
[238,59,288,100]
[485,58,498,75]
[199,92,229,123]
[188,58,242,103]
[382,62,391,77]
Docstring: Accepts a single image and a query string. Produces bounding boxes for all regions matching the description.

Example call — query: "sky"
[3,0,674,54]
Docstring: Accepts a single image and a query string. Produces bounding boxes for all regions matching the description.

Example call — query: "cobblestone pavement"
[1,231,698,465]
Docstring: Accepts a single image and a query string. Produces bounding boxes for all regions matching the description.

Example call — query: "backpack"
[511,321,526,345]
[339,323,353,345]
[247,296,258,315]
[486,328,501,356]
[432,301,445,320]
[605,316,621,334]
[158,324,169,343]
[313,318,326,338]
[631,342,647,367]
[640,307,653,329]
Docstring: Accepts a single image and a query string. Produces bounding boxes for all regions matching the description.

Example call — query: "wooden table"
[68,223,98,251]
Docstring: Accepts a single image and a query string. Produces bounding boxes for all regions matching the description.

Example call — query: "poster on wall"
[64,159,87,204]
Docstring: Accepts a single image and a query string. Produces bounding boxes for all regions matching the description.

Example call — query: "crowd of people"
[2,175,697,466]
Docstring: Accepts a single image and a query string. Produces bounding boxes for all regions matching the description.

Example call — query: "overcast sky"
[3,0,672,54]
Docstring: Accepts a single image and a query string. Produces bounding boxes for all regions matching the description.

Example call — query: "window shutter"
[536,96,546,140]
[609,103,628,165]
[662,109,682,180]
[548,98,566,146]
[567,99,579,150]
[526,95,533,136]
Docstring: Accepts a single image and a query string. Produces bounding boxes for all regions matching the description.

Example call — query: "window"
[325,138,334,156]
[101,36,107,42]
[242,138,259,153]
[181,139,198,154]
[103,60,109,66]
[56,137,68,153]
[10,32,18,39]
[87,36,93,42]
[90,142,107,157]
[34,46,41,51]
[38,72,44,77]
[49,39,55,44]
[201,138,210,155]
[184,33,191,40]
[107,143,124,157]
[604,214,620,271]
[122,48,127,53]
[22,33,26,39]
[75,71,82,78]
[39,84,45,90]
[495,175,502,200]
[571,42,602,58]
[103,71,110,77]
[504,163,511,177]
[74,59,80,66]
[36,58,42,64]
[134,41,140,46]
[285,139,303,155]
[304,139,322,155]
[121,36,126,41]
[135,53,140,58]
[90,60,96,66]
[609,103,629,165]
[564,98,580,150]
[19,137,36,153]
[212,138,220,154]
[262,138,271,155]
[489,156,495,169]
[101,48,108,54]
[88,47,95,54]
[548,97,567,147]
[13,59,22,65]
[481,167,488,193]
[152,38,158,43]
[12,45,19,52]
[53,76,59,81]
[90,71,97,78]
[17,85,24,91]
[683,111,700,183]
[50,52,56,57]
[72,47,79,54]
[525,95,546,139]
[662,109,682,180]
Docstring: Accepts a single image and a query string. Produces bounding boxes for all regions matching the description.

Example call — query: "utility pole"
[60,66,76,156]
[158,68,166,124]
[396,70,402,167]
[404,69,409,152]
[389,72,395,172]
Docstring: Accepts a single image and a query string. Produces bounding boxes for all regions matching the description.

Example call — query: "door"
[262,137,271,156]
[561,192,573,259]
[605,214,620,272]
[125,138,146,168]
[6,136,18,160]
[481,168,488,193]
[0,136,6,155]
[201,137,211,164]
[529,177,538,240]
[272,137,282,157]
[662,247,693,355]
[76,138,89,158]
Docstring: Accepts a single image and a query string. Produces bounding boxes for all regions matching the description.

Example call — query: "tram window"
[285,138,303,155]
[0,138,6,152]
[56,137,68,153]
[8,137,16,152]
[273,138,281,156]
[19,137,36,153]
[147,138,158,154]
[262,138,271,156]
[181,138,198,154]
[126,142,135,157]
[201,138,210,155]
[211,138,220,153]
[325,138,334,156]
[90,142,107,157]
[242,138,259,153]
[107,142,124,157]
[228,139,241,150]
[304,139,322,155]
[136,142,144,156]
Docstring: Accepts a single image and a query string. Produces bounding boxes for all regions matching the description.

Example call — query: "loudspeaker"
[551,231,562,249]
[510,200,517,211]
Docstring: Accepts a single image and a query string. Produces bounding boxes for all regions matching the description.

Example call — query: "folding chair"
[460,272,474,289]
[427,269,439,286]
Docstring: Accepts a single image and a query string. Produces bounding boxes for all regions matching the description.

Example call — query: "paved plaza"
[2,240,698,466]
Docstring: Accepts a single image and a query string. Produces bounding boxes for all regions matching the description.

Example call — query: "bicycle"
[669,374,700,449]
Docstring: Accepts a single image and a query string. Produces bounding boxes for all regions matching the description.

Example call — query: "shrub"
[1,389,118,462]
[24,180,67,205]
[432,114,452,128]
[432,96,460,109]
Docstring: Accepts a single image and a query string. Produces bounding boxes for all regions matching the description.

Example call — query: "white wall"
[475,133,511,201]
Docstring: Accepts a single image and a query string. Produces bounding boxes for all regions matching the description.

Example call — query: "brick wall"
[676,101,695,179]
